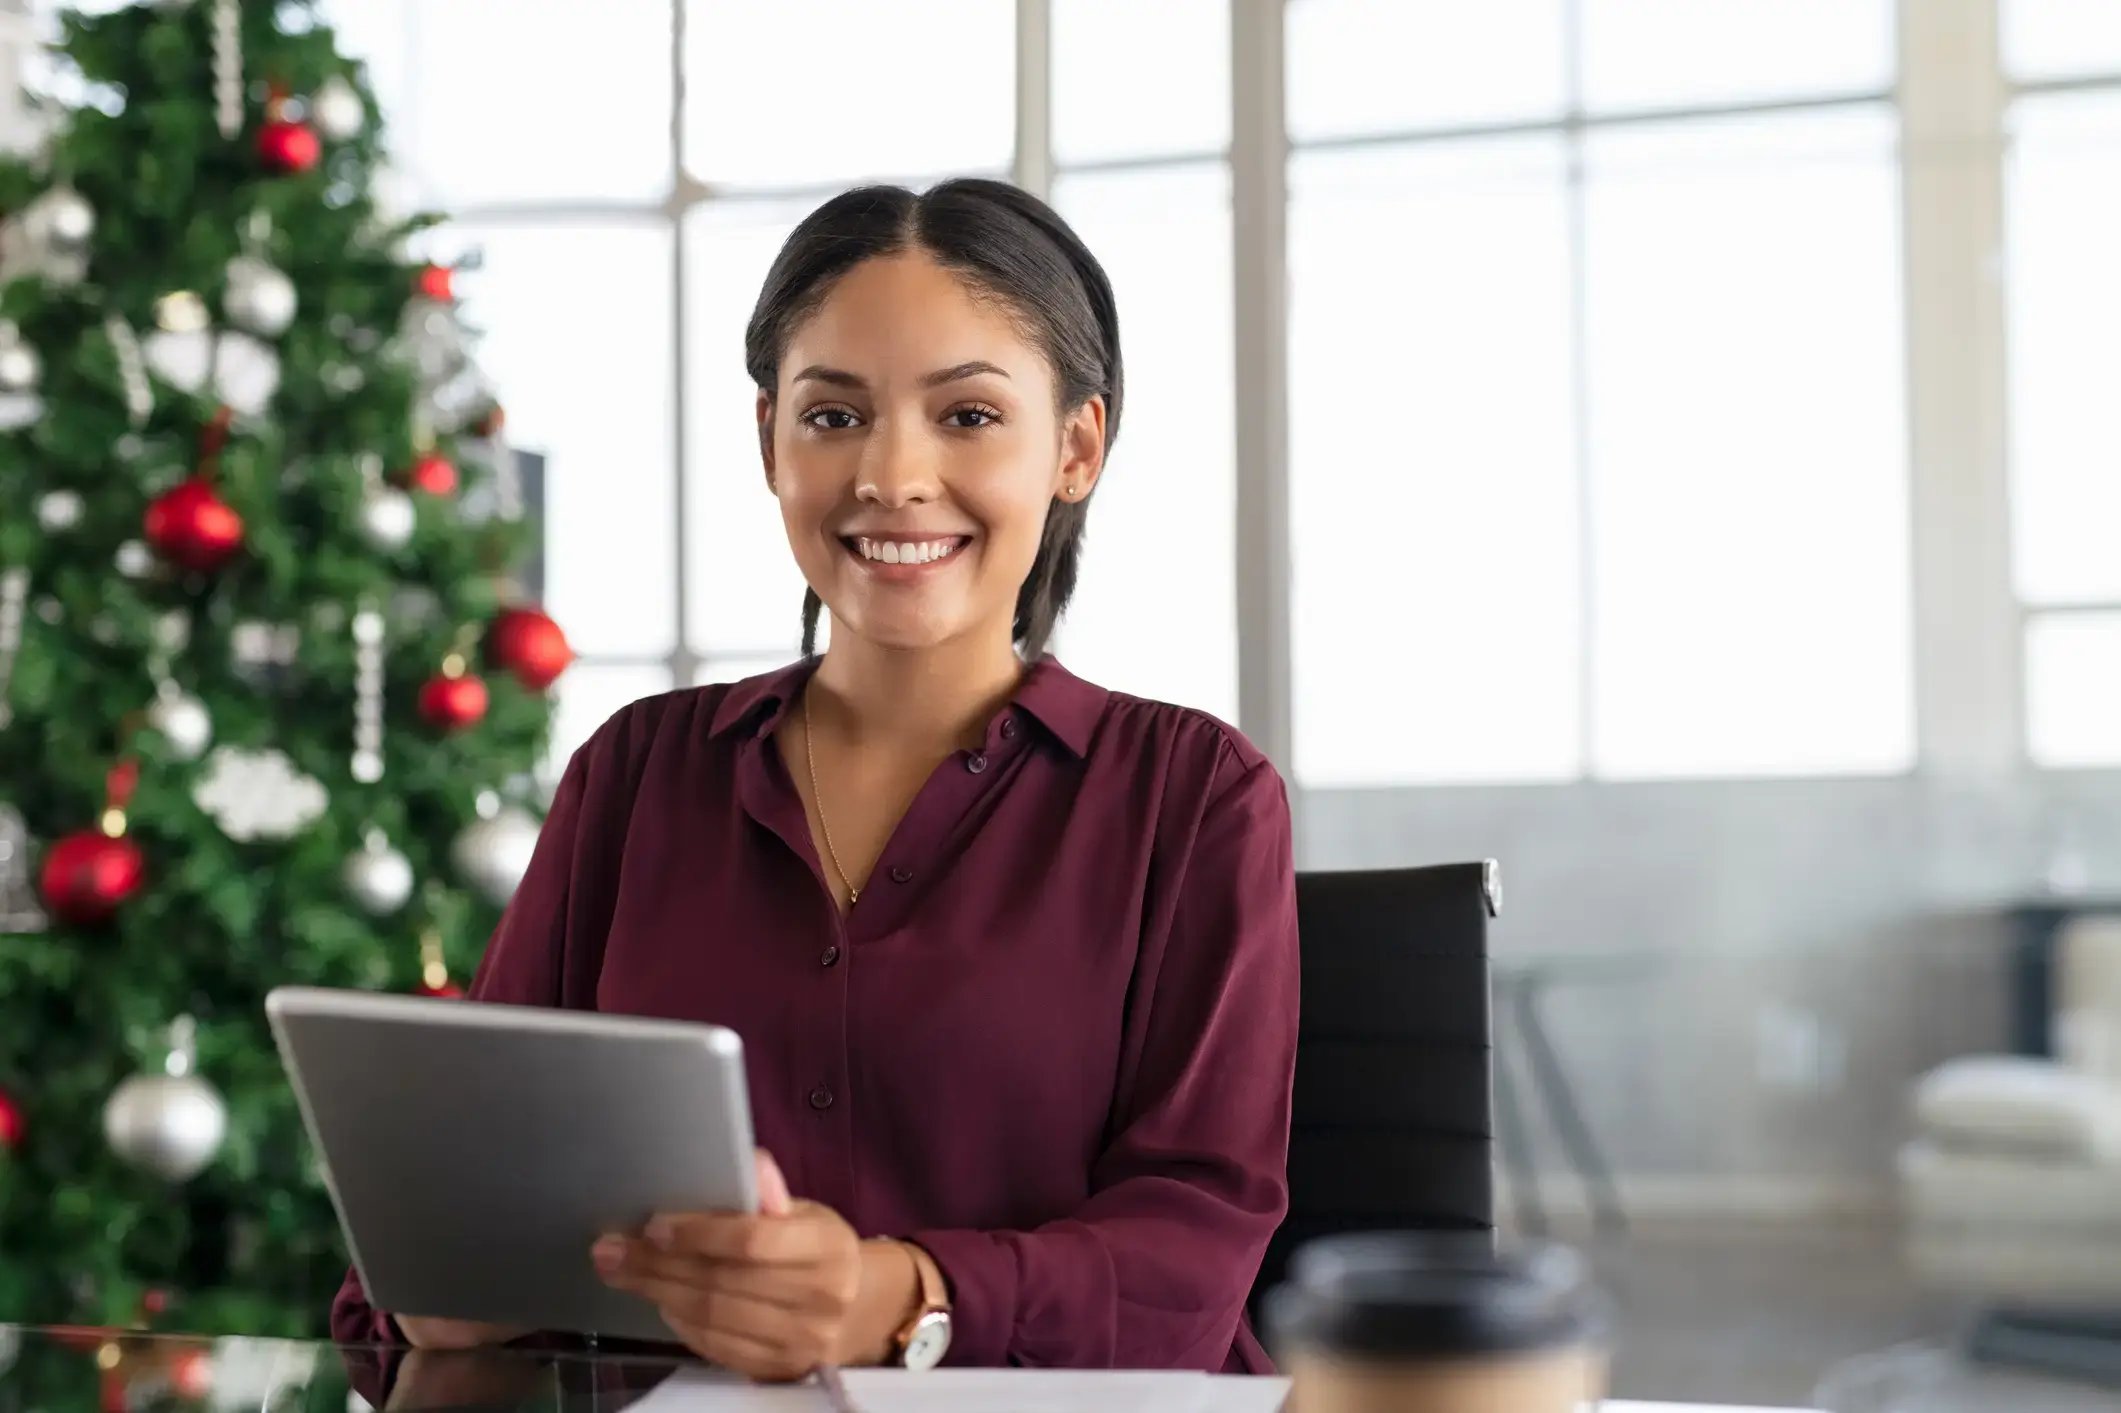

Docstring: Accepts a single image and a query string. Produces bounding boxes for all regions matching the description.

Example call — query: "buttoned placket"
[734,710,1028,1213]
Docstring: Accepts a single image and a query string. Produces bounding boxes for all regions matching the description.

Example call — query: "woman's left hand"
[593,1151,899,1381]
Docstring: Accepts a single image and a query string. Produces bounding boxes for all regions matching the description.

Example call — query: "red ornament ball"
[417,979,464,999]
[140,1289,170,1316]
[406,454,458,496]
[488,606,574,691]
[0,1087,22,1151]
[417,264,455,302]
[418,672,489,732]
[144,479,244,573]
[40,829,146,925]
[258,118,322,173]
[169,1348,214,1400]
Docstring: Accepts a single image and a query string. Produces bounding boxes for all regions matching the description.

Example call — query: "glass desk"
[0,1325,721,1413]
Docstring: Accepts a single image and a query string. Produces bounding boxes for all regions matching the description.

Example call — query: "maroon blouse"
[330,657,1300,1372]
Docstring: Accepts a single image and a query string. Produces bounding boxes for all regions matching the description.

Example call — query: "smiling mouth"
[841,535,971,568]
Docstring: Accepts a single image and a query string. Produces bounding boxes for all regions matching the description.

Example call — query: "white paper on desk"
[837,1368,1214,1413]
[621,1365,832,1412]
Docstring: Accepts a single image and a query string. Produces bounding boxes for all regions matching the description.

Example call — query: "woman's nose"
[857,419,942,506]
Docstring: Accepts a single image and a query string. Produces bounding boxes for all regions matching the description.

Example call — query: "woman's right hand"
[395,1316,529,1350]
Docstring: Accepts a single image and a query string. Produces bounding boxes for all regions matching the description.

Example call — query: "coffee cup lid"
[1266,1233,1607,1362]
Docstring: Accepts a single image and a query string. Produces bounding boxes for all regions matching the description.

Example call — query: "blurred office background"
[9,0,2121,1404]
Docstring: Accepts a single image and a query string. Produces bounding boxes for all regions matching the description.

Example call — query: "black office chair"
[1253,861,1500,1313]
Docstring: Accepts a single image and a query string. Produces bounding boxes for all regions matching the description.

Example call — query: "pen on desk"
[816,1364,861,1413]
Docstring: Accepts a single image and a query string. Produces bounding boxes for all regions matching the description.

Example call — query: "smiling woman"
[330,178,1301,1382]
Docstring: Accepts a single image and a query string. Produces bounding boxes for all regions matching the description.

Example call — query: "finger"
[602,1267,802,1338]
[665,1316,821,1384]
[644,1206,840,1265]
[594,1241,834,1313]
[755,1148,792,1217]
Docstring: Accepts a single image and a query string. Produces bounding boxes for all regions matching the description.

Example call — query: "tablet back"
[266,986,757,1342]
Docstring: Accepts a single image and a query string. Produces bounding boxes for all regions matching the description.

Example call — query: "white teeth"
[857,537,959,565]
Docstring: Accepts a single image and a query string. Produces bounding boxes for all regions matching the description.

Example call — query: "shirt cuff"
[904,1228,1019,1368]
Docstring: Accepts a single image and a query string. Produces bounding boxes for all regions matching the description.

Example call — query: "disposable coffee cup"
[1265,1233,1611,1413]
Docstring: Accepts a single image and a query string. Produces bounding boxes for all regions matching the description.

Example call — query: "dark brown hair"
[743,178,1124,660]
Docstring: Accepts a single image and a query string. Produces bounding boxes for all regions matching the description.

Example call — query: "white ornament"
[343,830,413,914]
[0,343,38,395]
[36,490,84,531]
[452,805,541,905]
[0,568,25,732]
[147,683,213,761]
[351,602,385,782]
[223,255,297,338]
[193,746,328,842]
[356,486,415,552]
[115,540,157,578]
[0,1321,18,1375]
[0,394,40,431]
[103,1017,227,1183]
[212,0,241,139]
[144,327,212,392]
[156,291,211,333]
[142,328,282,416]
[212,332,282,417]
[103,315,153,425]
[312,75,365,141]
[36,187,95,254]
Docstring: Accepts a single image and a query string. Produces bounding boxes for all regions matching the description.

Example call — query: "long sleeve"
[907,751,1300,1371]
[328,742,601,1346]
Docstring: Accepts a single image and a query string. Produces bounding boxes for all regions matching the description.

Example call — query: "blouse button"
[966,752,989,775]
[808,1086,835,1111]
[820,944,840,968]
[1001,718,1019,740]
[889,866,914,885]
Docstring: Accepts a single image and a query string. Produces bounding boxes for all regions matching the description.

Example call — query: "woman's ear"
[756,389,778,491]
[1056,395,1107,500]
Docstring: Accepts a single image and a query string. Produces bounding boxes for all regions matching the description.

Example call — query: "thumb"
[754,1147,793,1216]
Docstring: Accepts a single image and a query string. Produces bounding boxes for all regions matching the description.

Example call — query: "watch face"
[902,1310,952,1372]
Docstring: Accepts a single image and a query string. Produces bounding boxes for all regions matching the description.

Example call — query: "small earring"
[1064,485,1080,499]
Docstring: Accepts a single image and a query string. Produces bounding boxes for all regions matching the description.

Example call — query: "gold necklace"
[801,691,858,906]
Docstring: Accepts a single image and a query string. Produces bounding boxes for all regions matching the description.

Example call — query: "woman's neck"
[807,627,1026,754]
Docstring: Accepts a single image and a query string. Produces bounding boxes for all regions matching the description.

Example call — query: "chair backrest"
[1253,861,1499,1312]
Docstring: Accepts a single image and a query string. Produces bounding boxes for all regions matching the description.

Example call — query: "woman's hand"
[394,1316,529,1350]
[592,1150,920,1382]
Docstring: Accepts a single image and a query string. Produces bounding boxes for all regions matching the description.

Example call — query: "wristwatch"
[891,1244,952,1371]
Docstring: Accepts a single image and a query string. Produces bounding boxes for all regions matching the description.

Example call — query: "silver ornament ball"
[103,1072,227,1182]
[36,187,96,253]
[0,344,39,395]
[36,489,84,531]
[312,75,366,142]
[115,539,156,579]
[357,487,416,552]
[344,833,413,914]
[223,255,298,338]
[148,687,213,761]
[452,806,541,905]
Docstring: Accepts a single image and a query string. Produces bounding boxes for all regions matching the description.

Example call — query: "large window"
[28,0,2116,788]
[1287,0,1912,786]
[2005,6,2121,768]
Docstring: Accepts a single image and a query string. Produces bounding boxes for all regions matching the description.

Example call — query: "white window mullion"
[1901,0,2021,779]
[1231,0,1294,775]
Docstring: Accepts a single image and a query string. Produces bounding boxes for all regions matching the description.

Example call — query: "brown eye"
[802,406,860,431]
[945,405,1001,430]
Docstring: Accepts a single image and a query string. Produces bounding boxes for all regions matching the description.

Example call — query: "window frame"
[57,0,2090,785]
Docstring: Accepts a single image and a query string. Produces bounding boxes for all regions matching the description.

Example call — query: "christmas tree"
[0,0,573,1339]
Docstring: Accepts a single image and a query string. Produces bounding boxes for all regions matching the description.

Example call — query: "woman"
[331,178,1300,1379]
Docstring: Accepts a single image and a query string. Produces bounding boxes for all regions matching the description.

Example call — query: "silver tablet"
[266,986,757,1343]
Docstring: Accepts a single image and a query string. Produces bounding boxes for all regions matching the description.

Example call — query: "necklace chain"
[801,691,858,906]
